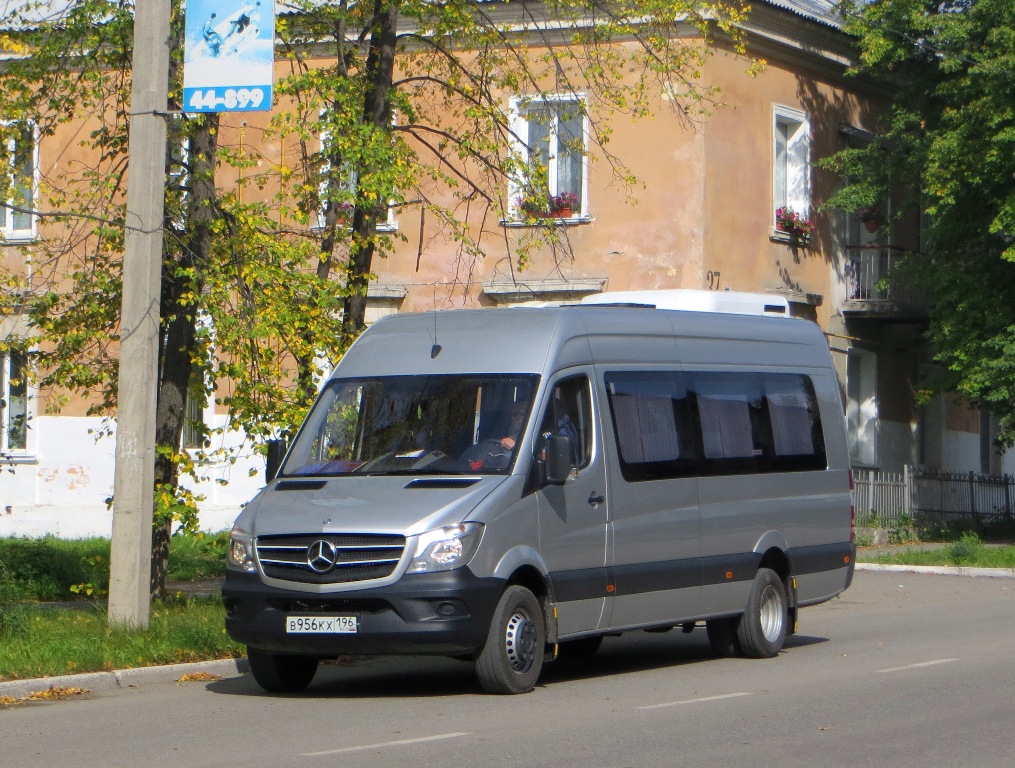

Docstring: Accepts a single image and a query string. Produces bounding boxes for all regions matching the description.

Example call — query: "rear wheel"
[247,647,319,693]
[475,585,545,694]
[735,568,788,658]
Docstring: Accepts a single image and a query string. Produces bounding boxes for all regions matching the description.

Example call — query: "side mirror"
[543,435,574,485]
[266,439,287,483]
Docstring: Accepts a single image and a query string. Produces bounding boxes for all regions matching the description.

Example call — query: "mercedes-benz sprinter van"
[223,290,855,694]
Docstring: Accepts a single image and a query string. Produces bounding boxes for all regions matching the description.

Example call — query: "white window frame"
[773,106,811,229]
[1,348,31,455]
[316,123,397,232]
[1,121,38,242]
[508,93,590,220]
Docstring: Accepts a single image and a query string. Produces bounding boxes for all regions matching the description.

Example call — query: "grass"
[858,532,1015,569]
[0,531,239,683]
[0,598,243,681]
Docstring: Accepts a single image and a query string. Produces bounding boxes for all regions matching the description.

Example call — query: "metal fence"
[852,466,1015,527]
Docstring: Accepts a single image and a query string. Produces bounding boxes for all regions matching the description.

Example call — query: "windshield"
[283,374,539,477]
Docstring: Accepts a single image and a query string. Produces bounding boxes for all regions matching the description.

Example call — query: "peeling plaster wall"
[1,415,261,538]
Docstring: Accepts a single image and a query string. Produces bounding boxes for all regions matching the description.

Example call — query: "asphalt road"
[3,570,1014,768]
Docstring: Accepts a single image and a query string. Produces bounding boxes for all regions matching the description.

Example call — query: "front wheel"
[735,568,788,658]
[475,585,545,694]
[247,647,319,693]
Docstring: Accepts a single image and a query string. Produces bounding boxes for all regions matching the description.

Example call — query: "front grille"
[256,533,406,585]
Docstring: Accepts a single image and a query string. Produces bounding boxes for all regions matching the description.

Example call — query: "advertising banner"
[183,0,275,112]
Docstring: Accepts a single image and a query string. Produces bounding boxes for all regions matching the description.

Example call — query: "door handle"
[588,492,605,506]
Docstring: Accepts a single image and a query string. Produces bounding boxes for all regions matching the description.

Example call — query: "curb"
[855,562,1015,579]
[0,657,249,701]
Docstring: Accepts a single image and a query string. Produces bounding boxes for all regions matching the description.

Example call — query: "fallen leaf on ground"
[177,672,220,682]
[28,686,88,700]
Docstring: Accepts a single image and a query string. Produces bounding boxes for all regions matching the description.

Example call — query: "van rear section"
[223,293,855,694]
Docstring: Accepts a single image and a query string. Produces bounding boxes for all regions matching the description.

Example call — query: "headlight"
[408,523,484,574]
[227,525,257,573]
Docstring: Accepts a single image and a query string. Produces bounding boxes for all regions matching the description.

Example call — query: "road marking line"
[878,658,959,674]
[638,692,752,710]
[302,732,471,757]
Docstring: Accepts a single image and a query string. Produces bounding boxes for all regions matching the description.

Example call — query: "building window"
[316,125,396,231]
[181,386,206,450]
[773,106,810,227]
[510,95,588,218]
[1,349,28,452]
[1,122,36,240]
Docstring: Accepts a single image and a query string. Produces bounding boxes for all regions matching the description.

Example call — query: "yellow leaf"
[177,672,220,682]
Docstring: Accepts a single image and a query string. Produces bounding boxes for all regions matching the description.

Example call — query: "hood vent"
[274,480,327,491]
[404,478,480,490]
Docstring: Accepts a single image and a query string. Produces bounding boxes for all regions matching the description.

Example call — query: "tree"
[1,0,755,594]
[822,0,1015,445]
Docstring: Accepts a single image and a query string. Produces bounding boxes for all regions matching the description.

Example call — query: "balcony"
[844,245,929,319]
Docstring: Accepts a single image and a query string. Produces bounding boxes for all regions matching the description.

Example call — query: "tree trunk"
[150,117,219,597]
[341,0,398,344]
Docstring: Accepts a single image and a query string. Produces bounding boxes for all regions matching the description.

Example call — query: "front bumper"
[223,568,503,657]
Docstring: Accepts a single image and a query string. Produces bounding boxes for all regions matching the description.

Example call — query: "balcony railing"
[844,245,928,313]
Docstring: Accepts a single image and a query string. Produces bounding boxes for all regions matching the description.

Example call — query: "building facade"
[2,0,1008,538]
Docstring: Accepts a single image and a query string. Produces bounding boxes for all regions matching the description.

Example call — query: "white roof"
[579,289,791,317]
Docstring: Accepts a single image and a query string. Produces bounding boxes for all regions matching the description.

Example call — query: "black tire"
[475,585,545,694]
[735,568,788,659]
[706,616,741,658]
[247,647,319,693]
[557,635,604,660]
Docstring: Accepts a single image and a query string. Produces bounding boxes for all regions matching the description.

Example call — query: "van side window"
[538,376,592,469]
[691,372,826,475]
[604,372,695,481]
[604,370,827,481]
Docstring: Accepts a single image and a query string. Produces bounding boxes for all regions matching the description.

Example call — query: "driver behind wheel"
[499,402,528,450]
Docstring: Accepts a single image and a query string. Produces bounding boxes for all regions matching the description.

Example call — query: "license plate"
[285,615,358,634]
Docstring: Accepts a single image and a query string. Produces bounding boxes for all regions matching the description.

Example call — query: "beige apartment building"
[1,0,1006,537]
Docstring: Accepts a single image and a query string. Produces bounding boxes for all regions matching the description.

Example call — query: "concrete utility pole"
[108,0,172,628]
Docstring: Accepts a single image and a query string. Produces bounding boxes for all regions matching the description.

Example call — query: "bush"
[0,537,109,602]
[949,531,985,565]
[0,532,228,603]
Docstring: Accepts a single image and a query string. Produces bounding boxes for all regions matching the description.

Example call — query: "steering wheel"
[461,439,512,470]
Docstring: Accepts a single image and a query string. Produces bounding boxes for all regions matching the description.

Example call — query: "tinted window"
[537,375,593,469]
[283,374,538,476]
[692,372,825,474]
[605,372,695,481]
[604,370,827,481]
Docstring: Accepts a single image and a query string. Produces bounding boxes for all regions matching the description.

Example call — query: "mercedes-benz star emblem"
[307,540,339,573]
